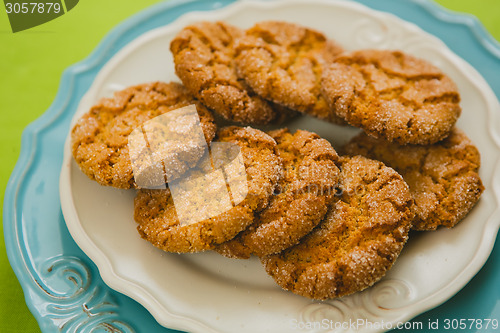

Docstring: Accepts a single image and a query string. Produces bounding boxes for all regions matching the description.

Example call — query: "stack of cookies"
[71,20,484,300]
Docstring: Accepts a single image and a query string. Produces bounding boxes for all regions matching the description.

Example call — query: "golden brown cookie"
[216,129,341,259]
[234,21,345,124]
[71,82,216,189]
[262,156,414,300]
[321,49,461,145]
[170,21,296,125]
[343,128,484,230]
[134,126,283,253]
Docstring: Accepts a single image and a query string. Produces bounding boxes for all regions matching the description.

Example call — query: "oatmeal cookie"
[343,128,484,230]
[216,129,340,258]
[262,156,414,300]
[71,82,216,188]
[170,21,296,125]
[234,21,345,124]
[321,49,461,144]
[135,126,283,253]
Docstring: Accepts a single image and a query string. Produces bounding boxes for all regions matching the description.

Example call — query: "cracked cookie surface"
[261,156,414,300]
[321,49,461,144]
[343,128,484,230]
[135,126,283,253]
[216,129,341,258]
[170,21,296,125]
[234,21,345,124]
[71,82,216,189]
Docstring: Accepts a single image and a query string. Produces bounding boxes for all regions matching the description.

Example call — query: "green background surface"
[1,0,499,332]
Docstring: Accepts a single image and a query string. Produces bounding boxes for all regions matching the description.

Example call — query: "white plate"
[60,0,500,332]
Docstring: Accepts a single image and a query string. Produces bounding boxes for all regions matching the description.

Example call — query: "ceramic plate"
[59,1,500,332]
[6,0,500,332]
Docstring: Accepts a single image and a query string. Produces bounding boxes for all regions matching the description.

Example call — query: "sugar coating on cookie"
[71,82,216,189]
[262,156,414,300]
[234,21,345,124]
[216,129,341,258]
[135,126,283,253]
[170,21,296,125]
[343,128,484,230]
[321,49,461,144]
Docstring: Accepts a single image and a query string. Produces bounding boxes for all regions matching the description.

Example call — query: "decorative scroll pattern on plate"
[36,256,135,333]
[301,279,414,333]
